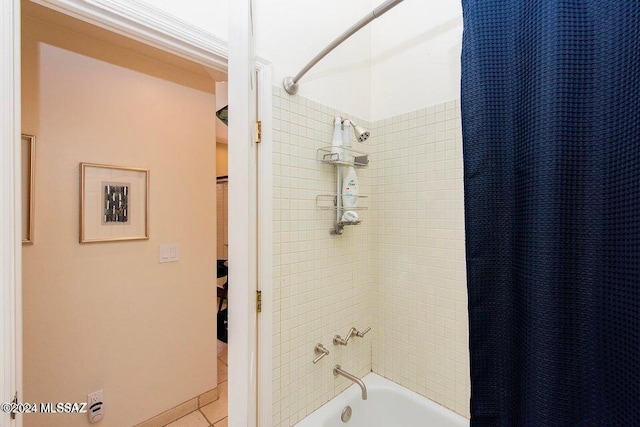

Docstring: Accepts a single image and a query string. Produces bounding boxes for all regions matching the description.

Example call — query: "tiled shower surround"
[370,101,470,417]
[272,88,470,426]
[272,88,375,426]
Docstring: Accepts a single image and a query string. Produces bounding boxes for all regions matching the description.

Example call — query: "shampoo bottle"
[342,166,359,209]
[330,116,343,159]
[342,119,352,149]
[342,119,352,163]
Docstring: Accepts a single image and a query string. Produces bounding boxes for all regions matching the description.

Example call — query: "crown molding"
[31,0,232,70]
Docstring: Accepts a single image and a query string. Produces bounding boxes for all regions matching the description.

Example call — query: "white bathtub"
[296,373,469,427]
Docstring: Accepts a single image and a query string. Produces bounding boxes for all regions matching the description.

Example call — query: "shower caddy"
[315,146,368,235]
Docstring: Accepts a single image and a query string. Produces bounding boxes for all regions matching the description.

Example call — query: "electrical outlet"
[87,390,103,423]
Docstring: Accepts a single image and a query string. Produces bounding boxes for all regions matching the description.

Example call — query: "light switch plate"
[159,244,179,263]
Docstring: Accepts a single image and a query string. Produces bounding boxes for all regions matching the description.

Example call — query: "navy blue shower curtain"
[461,1,640,426]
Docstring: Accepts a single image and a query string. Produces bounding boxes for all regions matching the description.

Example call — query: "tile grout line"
[196,408,210,427]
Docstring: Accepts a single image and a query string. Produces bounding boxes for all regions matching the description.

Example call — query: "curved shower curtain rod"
[283,0,405,95]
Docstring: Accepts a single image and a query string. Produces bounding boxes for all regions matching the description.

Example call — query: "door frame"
[0,1,21,426]
[1,1,273,426]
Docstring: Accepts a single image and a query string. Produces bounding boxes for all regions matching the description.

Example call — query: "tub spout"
[333,365,367,400]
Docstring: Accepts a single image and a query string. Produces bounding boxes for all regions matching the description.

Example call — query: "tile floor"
[166,341,228,427]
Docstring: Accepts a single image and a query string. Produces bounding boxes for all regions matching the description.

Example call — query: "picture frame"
[22,134,35,244]
[80,163,149,243]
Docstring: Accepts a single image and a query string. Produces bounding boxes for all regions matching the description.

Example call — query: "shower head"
[351,121,370,142]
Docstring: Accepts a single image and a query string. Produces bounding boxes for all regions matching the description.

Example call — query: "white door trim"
[228,2,274,425]
[5,1,274,426]
[1,0,21,425]
[228,0,257,425]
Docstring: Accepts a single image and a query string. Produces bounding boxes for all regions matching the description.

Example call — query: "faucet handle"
[313,343,330,364]
[355,327,371,338]
[333,333,350,346]
[334,326,371,346]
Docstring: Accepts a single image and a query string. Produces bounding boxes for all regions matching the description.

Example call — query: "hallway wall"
[22,17,218,427]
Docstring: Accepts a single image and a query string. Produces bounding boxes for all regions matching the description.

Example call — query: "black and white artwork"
[103,182,130,224]
[81,163,148,243]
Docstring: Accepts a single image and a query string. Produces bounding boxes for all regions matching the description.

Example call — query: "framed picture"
[80,163,149,243]
[22,134,35,244]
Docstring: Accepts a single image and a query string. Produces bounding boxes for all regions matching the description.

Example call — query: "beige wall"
[216,143,228,177]
[22,17,218,427]
[370,100,470,417]
[272,88,374,426]
[216,180,228,260]
[216,144,227,260]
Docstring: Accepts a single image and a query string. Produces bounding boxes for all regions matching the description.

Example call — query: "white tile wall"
[272,89,470,425]
[370,100,470,417]
[272,87,375,426]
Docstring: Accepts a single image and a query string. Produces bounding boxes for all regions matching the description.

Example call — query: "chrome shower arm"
[283,0,405,95]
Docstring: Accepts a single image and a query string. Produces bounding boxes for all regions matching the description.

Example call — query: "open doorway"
[215,81,230,424]
[215,82,230,346]
[20,2,232,425]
